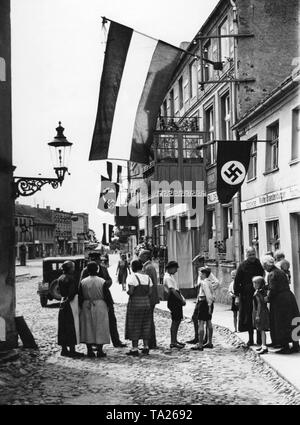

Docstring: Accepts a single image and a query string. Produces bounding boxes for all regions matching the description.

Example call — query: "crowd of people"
[56,247,300,358]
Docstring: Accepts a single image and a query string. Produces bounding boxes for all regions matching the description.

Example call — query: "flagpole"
[101,16,220,67]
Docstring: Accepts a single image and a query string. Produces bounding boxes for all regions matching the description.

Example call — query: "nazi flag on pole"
[216,141,252,204]
[97,175,120,213]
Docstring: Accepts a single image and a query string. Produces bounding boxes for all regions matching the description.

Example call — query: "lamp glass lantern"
[48,121,73,183]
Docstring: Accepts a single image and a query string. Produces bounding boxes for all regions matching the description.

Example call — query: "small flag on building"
[98,175,120,213]
[89,19,181,164]
[217,141,252,204]
[106,161,122,183]
[102,223,114,246]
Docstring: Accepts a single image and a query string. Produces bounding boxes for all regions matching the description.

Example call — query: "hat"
[200,266,211,274]
[166,261,179,269]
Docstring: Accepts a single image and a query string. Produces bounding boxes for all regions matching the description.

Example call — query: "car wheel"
[40,294,48,307]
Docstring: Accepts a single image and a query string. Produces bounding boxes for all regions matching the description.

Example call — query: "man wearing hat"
[80,254,126,348]
[139,249,160,349]
[163,261,186,349]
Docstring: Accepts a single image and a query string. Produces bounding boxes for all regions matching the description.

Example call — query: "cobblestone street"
[1,270,300,405]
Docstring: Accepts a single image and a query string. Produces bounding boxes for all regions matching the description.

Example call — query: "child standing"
[252,276,270,355]
[191,268,214,351]
[228,269,238,332]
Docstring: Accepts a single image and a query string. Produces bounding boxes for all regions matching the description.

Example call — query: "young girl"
[252,276,270,355]
[228,269,238,332]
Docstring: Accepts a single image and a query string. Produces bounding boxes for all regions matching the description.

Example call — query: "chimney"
[37,204,39,208]
[46,206,50,210]
[56,208,60,211]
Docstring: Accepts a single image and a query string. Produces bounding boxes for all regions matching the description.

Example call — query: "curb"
[155,302,300,395]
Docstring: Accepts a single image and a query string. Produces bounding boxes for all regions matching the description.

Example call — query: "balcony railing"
[156,116,199,132]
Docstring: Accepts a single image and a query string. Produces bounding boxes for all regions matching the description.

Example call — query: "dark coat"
[267,266,300,346]
[143,261,160,306]
[234,258,264,332]
[57,273,78,346]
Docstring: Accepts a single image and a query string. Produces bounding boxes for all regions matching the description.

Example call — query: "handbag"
[177,291,186,306]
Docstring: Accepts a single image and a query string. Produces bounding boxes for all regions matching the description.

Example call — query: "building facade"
[15,204,56,259]
[235,69,300,306]
[128,0,299,301]
[70,212,89,255]
[0,0,17,350]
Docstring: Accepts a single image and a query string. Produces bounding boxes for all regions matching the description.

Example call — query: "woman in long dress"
[116,254,131,291]
[79,261,110,358]
[125,260,152,356]
[262,255,300,354]
[57,261,83,358]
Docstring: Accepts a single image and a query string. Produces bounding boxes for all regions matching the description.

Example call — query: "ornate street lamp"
[14,122,73,198]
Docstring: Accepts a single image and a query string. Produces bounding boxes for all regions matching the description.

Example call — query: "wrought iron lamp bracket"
[13,176,62,198]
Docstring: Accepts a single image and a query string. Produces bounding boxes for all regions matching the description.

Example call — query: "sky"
[11,0,219,240]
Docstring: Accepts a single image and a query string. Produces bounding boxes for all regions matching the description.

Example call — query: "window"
[223,206,233,240]
[203,41,212,82]
[247,137,257,181]
[266,121,279,172]
[178,76,183,110]
[207,209,216,239]
[266,220,280,252]
[219,18,230,62]
[156,135,178,162]
[0,57,6,81]
[220,93,231,140]
[169,90,174,117]
[189,60,198,99]
[205,107,216,165]
[182,135,203,161]
[249,223,259,258]
[291,107,300,160]
[163,100,167,117]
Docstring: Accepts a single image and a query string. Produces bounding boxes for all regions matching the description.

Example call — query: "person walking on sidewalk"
[116,253,131,291]
[234,247,264,347]
[252,276,269,355]
[125,260,153,357]
[57,261,84,358]
[79,261,110,358]
[80,254,126,348]
[228,269,239,333]
[139,249,160,349]
[191,268,215,351]
[187,267,219,345]
[163,261,186,349]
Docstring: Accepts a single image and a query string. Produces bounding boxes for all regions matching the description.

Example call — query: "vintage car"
[37,255,86,307]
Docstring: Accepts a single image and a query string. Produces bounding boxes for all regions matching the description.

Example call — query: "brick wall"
[237,0,300,117]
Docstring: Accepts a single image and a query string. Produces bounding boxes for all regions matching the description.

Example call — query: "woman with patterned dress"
[125,260,153,356]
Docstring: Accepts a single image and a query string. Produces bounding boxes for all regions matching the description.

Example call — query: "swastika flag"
[216,141,252,204]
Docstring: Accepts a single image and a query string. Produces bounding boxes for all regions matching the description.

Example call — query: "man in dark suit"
[80,254,126,348]
[139,250,160,349]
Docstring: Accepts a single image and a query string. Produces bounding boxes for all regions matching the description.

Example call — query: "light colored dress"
[79,275,110,345]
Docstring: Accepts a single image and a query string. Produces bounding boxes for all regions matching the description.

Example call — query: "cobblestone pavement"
[1,276,300,405]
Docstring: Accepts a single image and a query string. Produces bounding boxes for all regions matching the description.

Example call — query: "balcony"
[156,116,200,132]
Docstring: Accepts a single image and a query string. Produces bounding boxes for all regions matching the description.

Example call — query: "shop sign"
[241,185,300,211]
[207,192,218,205]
